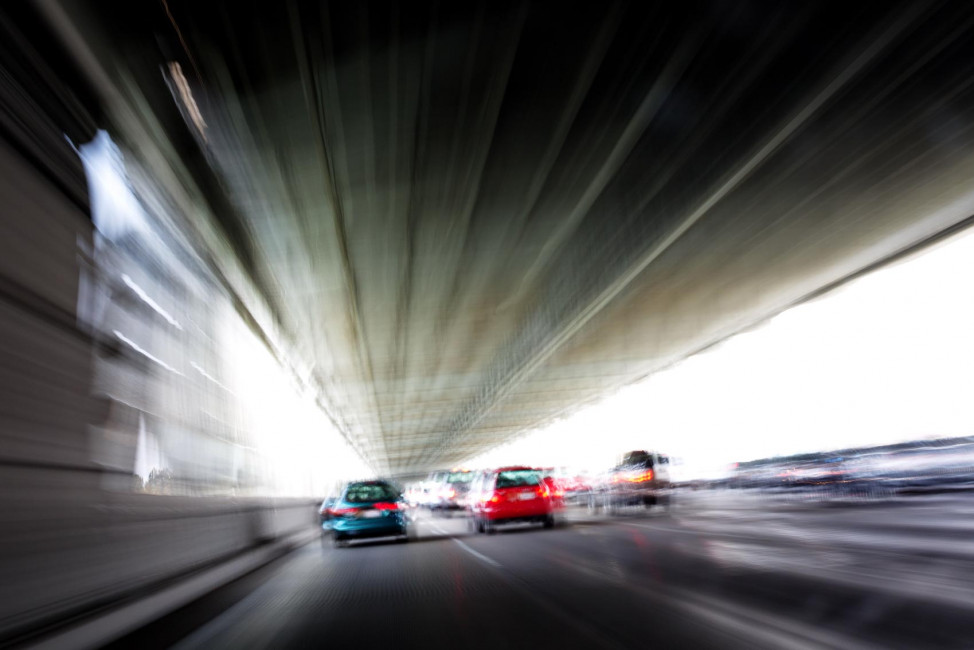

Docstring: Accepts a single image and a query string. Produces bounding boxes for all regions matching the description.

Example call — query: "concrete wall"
[0,18,320,642]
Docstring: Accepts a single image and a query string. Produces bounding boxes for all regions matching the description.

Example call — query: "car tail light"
[373,502,401,511]
[328,507,359,516]
[629,469,654,483]
[489,495,500,503]
[537,486,549,497]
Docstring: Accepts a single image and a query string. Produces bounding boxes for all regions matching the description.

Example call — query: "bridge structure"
[2,1,974,647]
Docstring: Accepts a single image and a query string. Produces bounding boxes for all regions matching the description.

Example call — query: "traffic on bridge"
[2,1,974,648]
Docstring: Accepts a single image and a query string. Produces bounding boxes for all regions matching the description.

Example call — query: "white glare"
[471,227,974,479]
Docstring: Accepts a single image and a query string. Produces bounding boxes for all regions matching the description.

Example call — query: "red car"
[468,466,555,533]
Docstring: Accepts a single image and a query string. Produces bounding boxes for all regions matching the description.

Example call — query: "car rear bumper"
[332,514,407,538]
[611,481,670,495]
[485,513,551,525]
[607,483,673,506]
[430,492,470,509]
[481,501,551,521]
[431,501,466,510]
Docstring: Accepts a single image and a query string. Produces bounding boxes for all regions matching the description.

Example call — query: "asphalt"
[116,492,974,649]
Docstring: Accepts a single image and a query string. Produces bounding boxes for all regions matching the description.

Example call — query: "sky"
[468,227,974,479]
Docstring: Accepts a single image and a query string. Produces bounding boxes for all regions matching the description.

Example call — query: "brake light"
[629,469,654,483]
[489,495,500,503]
[328,507,359,516]
[373,502,401,511]
[537,487,549,497]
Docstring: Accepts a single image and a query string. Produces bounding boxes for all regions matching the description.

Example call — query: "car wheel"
[543,514,555,529]
[333,533,348,548]
[475,517,486,534]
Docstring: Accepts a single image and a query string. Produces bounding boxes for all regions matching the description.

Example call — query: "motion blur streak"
[3,1,974,648]
[0,6,367,643]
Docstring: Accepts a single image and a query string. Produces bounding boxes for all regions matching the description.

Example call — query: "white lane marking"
[424,520,502,567]
[452,538,502,567]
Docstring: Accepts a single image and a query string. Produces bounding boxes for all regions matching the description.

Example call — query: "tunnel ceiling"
[50,1,974,475]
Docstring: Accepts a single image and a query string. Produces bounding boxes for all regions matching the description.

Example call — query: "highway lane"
[123,493,974,649]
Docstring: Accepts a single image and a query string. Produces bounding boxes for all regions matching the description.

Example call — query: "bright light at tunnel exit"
[469,227,974,480]
[226,317,371,495]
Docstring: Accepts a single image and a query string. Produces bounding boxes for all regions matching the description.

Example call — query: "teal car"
[326,481,409,547]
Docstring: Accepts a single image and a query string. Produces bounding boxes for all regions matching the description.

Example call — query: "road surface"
[113,492,974,649]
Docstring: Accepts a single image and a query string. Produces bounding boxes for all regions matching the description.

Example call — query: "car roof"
[345,479,395,488]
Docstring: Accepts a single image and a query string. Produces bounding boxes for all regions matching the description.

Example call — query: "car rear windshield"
[494,470,541,488]
[623,451,653,468]
[447,471,474,484]
[344,483,399,503]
